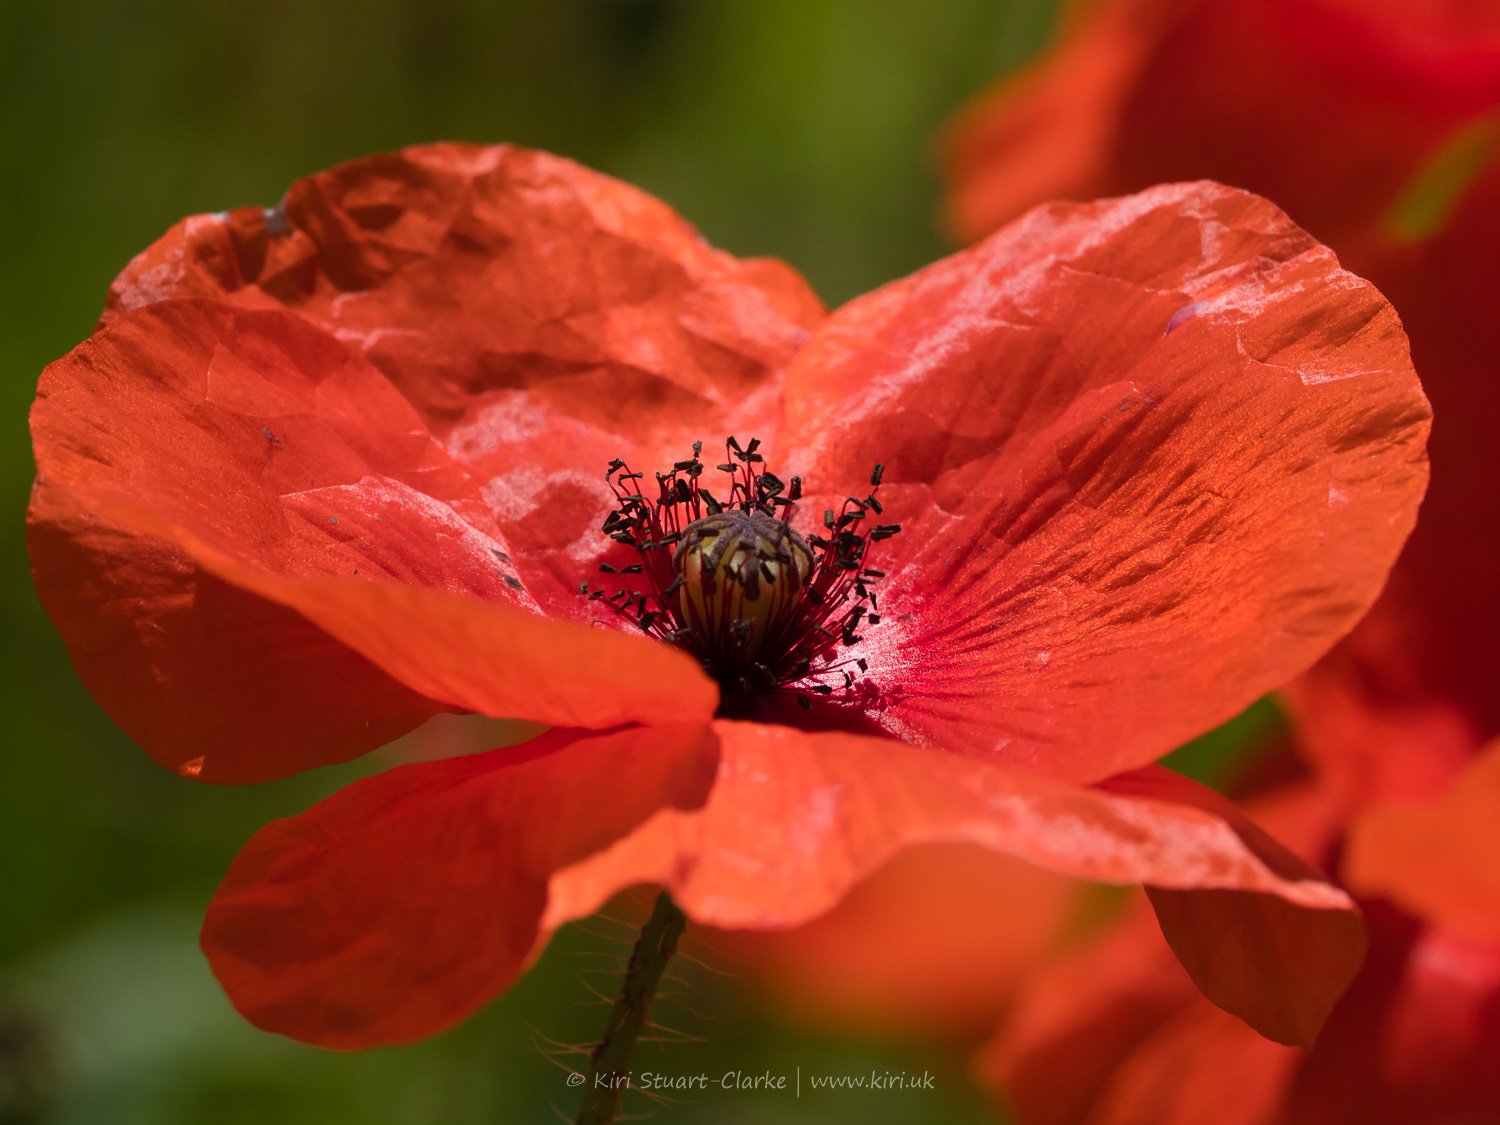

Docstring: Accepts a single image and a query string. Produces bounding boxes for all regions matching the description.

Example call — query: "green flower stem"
[574,890,687,1125]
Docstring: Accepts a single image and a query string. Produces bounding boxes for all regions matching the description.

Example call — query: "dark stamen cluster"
[580,437,899,709]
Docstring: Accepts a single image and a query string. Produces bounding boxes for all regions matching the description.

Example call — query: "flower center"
[583,437,898,709]
[675,508,813,666]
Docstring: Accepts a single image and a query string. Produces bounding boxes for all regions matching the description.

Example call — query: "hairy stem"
[574,890,687,1124]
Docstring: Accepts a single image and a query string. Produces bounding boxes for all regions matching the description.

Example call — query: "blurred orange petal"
[1346,738,1500,942]
[705,843,1089,1042]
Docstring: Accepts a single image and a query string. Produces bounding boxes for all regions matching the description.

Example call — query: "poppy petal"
[984,781,1476,1121]
[991,895,1500,1123]
[1345,738,1500,941]
[28,486,442,784]
[941,0,1500,807]
[982,896,1300,1125]
[30,299,715,782]
[201,724,720,1046]
[204,722,1361,1049]
[548,723,1362,1047]
[785,182,1429,782]
[983,776,1348,1114]
[1079,991,1300,1125]
[1102,767,1366,1047]
[981,899,1196,1125]
[102,143,825,615]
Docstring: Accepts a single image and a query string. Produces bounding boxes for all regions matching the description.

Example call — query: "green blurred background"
[0,2,1273,1121]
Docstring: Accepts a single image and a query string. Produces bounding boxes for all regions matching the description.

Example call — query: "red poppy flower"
[29,144,1428,1049]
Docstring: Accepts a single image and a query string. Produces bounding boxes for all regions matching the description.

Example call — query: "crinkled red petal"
[28,485,441,784]
[944,0,1500,803]
[29,299,715,782]
[102,142,825,615]
[785,182,1429,782]
[202,724,720,1047]
[550,723,1361,1049]
[202,721,1363,1048]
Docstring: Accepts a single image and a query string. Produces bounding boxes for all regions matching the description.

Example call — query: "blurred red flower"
[29,144,1428,1048]
[947,0,1500,254]
[983,749,1500,1124]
